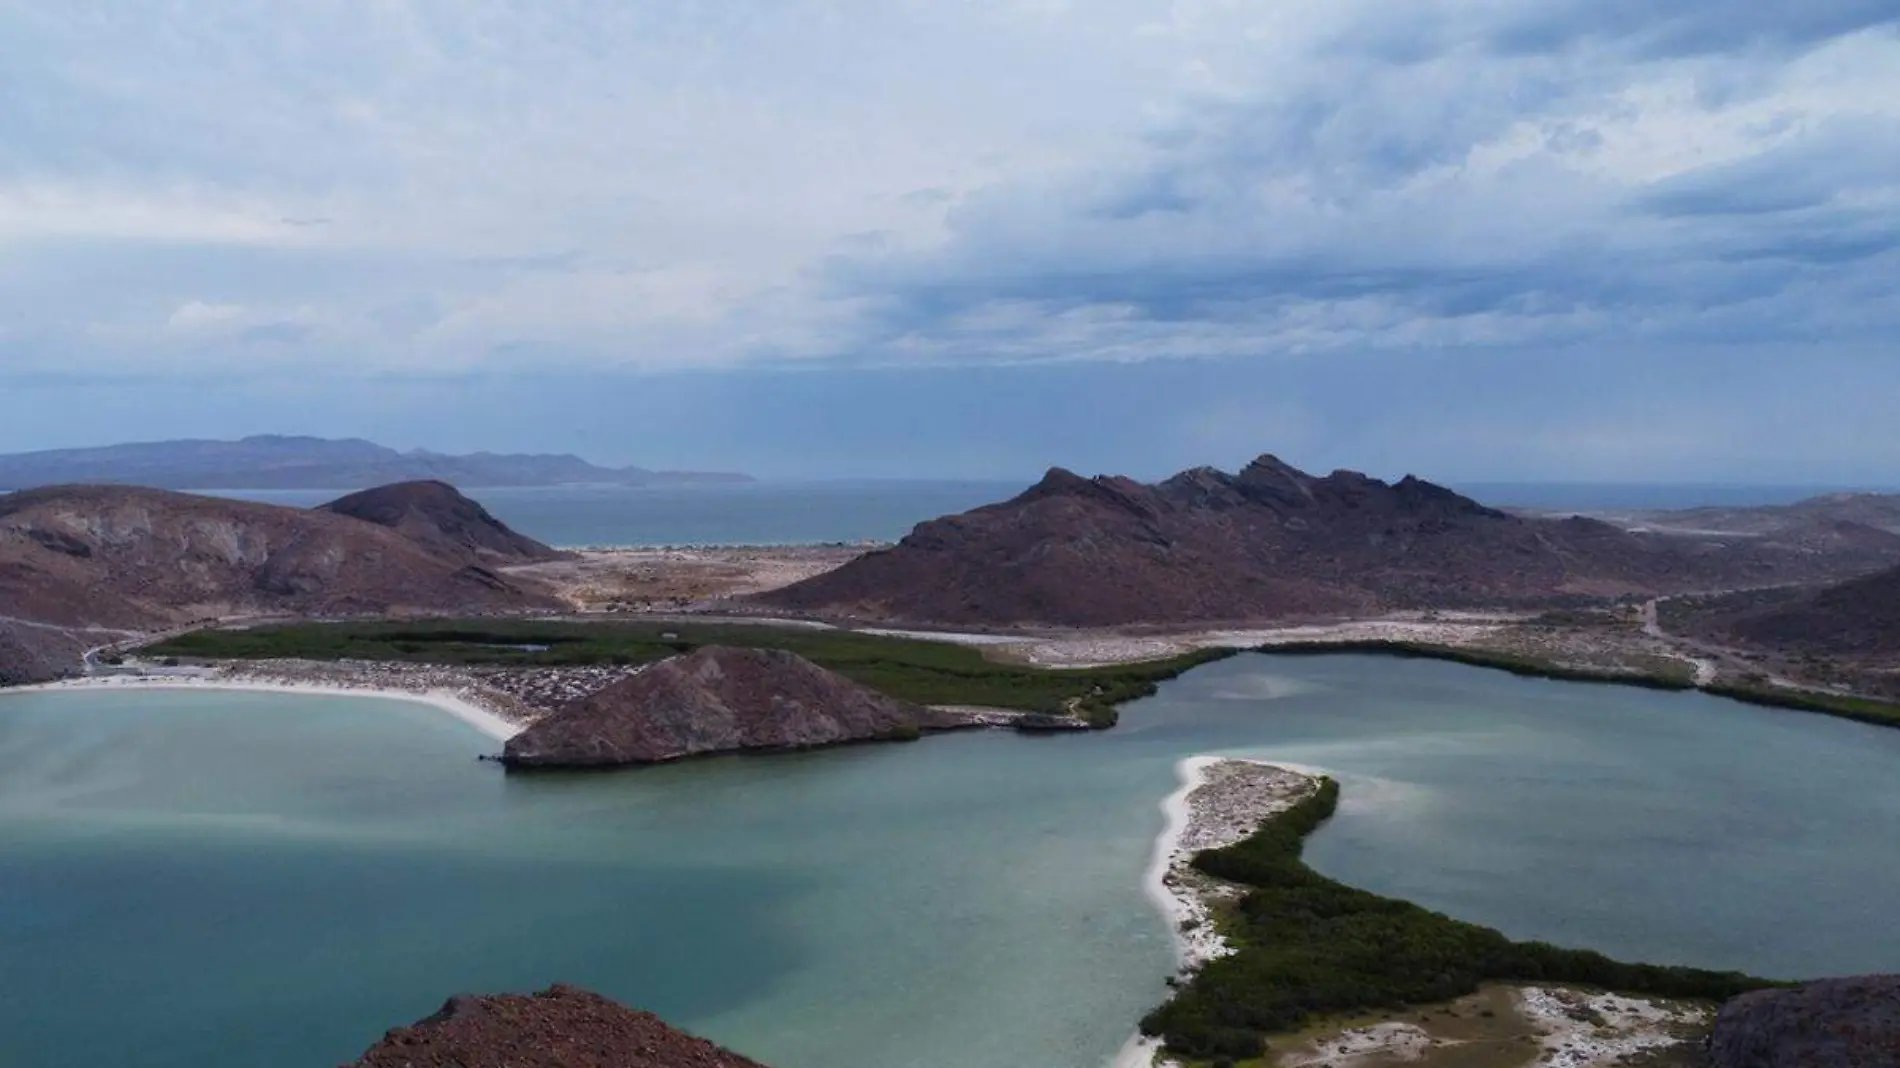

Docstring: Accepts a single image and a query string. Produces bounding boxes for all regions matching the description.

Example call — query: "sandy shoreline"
[0,676,525,742]
[1112,755,1321,1068]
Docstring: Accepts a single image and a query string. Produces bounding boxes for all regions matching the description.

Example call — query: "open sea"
[4,655,1900,1068]
[209,480,1894,548]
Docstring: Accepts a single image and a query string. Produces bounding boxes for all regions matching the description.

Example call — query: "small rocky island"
[500,645,963,768]
[348,984,768,1067]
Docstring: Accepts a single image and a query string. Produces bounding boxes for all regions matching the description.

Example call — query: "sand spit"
[1114,756,1321,1068]
[1150,757,1321,971]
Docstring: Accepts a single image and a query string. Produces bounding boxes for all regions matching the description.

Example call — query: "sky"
[3,2,1898,482]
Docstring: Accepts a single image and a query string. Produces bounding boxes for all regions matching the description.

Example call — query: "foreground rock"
[1709,974,1900,1068]
[762,454,1900,627]
[347,984,767,1068]
[503,645,958,768]
[320,480,569,565]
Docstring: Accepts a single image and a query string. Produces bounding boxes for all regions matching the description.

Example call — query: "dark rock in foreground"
[502,645,958,768]
[1709,974,1900,1068]
[347,984,768,1068]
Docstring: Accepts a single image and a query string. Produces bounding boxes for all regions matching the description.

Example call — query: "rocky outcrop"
[320,480,569,565]
[502,645,957,768]
[1709,975,1900,1068]
[347,984,768,1068]
[0,621,91,686]
[761,455,1900,628]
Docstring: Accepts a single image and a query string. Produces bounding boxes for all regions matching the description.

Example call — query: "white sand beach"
[0,675,525,742]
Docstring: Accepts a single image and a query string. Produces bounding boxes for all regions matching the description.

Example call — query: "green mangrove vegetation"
[1703,681,1900,729]
[149,620,1233,727]
[1140,778,1773,1063]
[1257,641,1698,690]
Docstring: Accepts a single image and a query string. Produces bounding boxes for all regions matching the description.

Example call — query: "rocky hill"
[348,984,768,1068]
[1707,565,1900,657]
[0,484,562,683]
[0,435,750,491]
[502,645,959,768]
[761,456,1900,628]
[320,481,569,564]
[1709,975,1900,1068]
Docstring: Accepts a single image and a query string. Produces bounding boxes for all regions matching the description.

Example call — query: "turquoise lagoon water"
[223,481,1025,547]
[4,655,1900,1068]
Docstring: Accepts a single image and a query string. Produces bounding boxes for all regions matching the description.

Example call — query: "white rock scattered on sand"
[1278,1022,1435,1066]
[1517,986,1710,1068]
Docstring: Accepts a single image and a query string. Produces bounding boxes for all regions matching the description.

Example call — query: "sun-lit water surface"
[4,655,1899,1068]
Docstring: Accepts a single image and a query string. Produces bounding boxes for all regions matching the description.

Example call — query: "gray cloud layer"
[1,1,1896,393]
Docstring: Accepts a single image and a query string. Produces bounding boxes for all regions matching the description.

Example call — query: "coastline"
[0,676,525,742]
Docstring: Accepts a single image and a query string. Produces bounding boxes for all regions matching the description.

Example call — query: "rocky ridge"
[762,455,1900,628]
[502,645,962,768]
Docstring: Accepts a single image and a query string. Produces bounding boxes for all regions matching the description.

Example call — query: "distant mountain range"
[0,436,752,491]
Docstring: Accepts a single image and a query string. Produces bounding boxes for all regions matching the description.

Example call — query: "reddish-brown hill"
[347,984,768,1068]
[761,456,1900,628]
[1715,565,1900,657]
[503,645,958,768]
[320,480,568,564]
[0,484,562,682]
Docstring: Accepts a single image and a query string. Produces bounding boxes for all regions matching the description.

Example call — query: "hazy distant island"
[0,434,752,491]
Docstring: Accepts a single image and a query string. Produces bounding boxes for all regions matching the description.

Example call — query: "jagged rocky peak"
[1010,466,1157,519]
[1234,454,1322,509]
[1157,465,1245,508]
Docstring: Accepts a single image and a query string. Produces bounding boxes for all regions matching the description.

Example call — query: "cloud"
[829,8,1900,364]
[0,0,1896,384]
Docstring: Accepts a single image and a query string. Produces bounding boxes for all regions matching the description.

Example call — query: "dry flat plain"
[505,546,872,613]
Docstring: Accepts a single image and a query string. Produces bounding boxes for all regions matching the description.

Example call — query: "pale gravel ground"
[1518,988,1710,1068]
[1010,618,1516,668]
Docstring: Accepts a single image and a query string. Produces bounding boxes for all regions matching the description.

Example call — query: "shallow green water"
[3,655,1899,1068]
